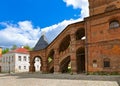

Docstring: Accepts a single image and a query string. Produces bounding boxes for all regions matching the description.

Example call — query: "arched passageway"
[60,56,71,73]
[76,47,85,73]
[59,35,71,53]
[33,56,42,72]
[47,49,55,73]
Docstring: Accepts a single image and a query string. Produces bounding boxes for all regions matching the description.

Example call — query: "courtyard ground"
[0,73,119,86]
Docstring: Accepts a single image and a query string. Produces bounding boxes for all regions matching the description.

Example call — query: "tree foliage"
[24,45,32,50]
[2,48,9,54]
[11,44,17,50]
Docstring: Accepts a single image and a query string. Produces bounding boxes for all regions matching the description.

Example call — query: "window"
[3,57,5,63]
[12,56,14,62]
[23,56,27,61]
[110,20,120,29]
[103,58,110,68]
[19,66,21,70]
[93,60,97,68]
[24,66,26,69]
[18,56,21,61]
[93,60,97,63]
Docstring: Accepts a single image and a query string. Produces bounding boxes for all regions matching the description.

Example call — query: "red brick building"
[29,0,120,74]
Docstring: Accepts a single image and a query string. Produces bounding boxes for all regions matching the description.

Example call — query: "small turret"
[33,34,49,51]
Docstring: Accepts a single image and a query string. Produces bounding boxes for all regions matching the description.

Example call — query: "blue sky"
[0,0,89,48]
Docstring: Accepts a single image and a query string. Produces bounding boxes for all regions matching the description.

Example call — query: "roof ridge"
[33,35,49,50]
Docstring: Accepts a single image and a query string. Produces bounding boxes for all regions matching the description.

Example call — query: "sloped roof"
[33,35,49,51]
[9,47,29,54]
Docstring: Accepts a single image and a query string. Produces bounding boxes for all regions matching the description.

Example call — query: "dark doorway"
[60,56,71,73]
[76,48,85,73]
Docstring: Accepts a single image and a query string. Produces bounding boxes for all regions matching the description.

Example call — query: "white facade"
[2,53,41,73]
[1,48,41,73]
[2,53,30,73]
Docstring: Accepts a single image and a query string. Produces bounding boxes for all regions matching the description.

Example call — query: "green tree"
[11,45,17,50]
[24,45,32,50]
[2,48,9,54]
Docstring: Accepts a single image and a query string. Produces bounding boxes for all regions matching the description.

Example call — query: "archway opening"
[48,49,54,63]
[76,28,85,40]
[59,35,71,53]
[60,56,71,73]
[33,56,42,72]
[76,47,85,73]
[47,49,55,73]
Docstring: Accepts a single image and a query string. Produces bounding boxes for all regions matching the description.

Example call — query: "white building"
[1,47,41,73]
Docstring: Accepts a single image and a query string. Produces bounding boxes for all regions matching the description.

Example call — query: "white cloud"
[0,19,83,48]
[42,18,83,42]
[0,0,89,48]
[0,21,41,48]
[63,0,89,17]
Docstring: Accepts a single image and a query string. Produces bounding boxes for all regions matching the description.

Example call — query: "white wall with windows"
[2,53,15,73]
[2,53,29,73]
[2,52,41,73]
[15,53,30,72]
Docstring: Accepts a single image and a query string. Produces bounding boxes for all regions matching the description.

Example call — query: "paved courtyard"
[0,73,119,86]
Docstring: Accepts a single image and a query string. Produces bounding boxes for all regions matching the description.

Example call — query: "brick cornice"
[85,8,120,21]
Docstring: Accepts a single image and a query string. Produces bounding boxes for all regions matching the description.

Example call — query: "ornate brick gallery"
[29,0,120,74]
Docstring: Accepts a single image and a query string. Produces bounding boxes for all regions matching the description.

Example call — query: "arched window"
[103,58,110,68]
[76,28,85,40]
[109,20,120,29]
[93,60,97,63]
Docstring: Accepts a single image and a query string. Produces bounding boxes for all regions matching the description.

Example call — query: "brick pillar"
[70,33,77,74]
[29,61,35,72]
[42,60,48,73]
[54,48,61,74]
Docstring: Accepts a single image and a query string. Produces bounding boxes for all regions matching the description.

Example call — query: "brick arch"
[59,56,71,73]
[47,49,55,62]
[59,35,71,53]
[75,28,85,40]
[109,16,120,23]
[33,56,43,72]
[29,50,47,73]
[29,55,43,72]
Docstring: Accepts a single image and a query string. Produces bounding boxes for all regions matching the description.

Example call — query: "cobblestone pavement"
[0,73,119,86]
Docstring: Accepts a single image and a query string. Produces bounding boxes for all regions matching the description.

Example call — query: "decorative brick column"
[70,33,77,74]
[42,60,48,73]
[29,61,35,72]
[54,48,61,74]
